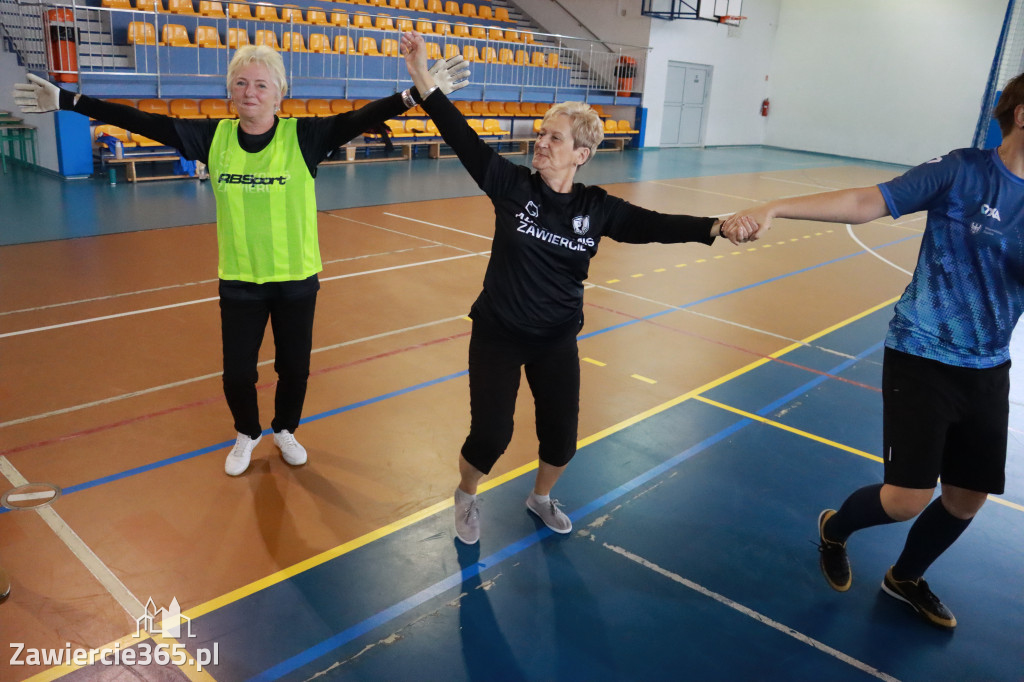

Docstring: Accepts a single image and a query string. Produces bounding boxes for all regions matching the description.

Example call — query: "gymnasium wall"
[765,0,1007,166]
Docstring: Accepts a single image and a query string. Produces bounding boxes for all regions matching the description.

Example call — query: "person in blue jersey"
[721,73,1024,629]
[401,32,742,545]
[13,47,468,476]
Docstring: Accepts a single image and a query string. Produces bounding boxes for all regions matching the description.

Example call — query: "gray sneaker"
[225,433,261,476]
[454,489,480,545]
[526,495,572,534]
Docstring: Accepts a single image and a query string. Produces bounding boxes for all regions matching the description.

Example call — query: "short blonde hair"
[542,101,603,160]
[226,45,288,97]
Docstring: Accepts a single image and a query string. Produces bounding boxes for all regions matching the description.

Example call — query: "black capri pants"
[460,317,581,475]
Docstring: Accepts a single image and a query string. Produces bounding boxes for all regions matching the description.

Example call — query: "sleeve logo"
[572,215,590,235]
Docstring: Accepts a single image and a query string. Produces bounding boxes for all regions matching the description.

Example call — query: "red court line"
[0,331,471,458]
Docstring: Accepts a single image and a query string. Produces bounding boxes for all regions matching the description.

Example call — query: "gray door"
[660,62,711,147]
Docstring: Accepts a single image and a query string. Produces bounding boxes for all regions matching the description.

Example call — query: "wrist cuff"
[400,88,416,109]
[411,85,438,104]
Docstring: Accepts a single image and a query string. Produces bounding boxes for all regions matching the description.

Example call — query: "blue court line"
[3,237,912,513]
[247,340,886,680]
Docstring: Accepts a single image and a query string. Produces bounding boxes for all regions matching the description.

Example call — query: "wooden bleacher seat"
[334,35,356,53]
[308,33,335,53]
[255,29,279,49]
[199,99,231,118]
[254,3,281,21]
[280,100,310,117]
[198,0,224,17]
[166,0,196,14]
[127,21,159,45]
[227,27,250,47]
[161,23,194,47]
[282,31,307,51]
[195,25,223,47]
[306,99,331,116]
[227,2,253,20]
[330,99,353,114]
[138,98,170,114]
[169,99,204,118]
[280,5,307,23]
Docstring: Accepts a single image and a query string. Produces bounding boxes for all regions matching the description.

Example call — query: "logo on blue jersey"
[981,204,1001,221]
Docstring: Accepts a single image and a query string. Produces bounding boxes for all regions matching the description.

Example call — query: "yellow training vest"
[209,118,321,283]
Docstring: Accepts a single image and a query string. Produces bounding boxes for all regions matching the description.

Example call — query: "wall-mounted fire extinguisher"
[760,98,770,117]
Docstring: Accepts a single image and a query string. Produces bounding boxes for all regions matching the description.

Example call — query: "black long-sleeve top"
[418,89,718,342]
[59,89,406,177]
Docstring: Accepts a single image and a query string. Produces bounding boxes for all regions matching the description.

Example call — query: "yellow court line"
[93,295,907,644]
[693,395,882,463]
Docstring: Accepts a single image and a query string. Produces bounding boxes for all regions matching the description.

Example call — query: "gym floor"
[1,146,1022,681]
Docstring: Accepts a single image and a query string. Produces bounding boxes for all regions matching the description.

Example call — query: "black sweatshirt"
[419,89,718,342]
[60,89,407,177]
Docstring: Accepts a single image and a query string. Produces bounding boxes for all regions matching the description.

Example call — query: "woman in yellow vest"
[14,46,469,475]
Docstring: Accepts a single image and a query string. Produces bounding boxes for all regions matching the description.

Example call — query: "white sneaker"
[454,488,480,544]
[274,430,307,466]
[526,494,572,534]
[225,433,261,476]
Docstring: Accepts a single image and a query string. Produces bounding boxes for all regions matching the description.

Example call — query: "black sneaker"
[881,567,957,629]
[818,509,851,591]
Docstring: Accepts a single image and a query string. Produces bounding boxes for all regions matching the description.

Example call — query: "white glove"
[429,56,471,95]
[13,73,61,114]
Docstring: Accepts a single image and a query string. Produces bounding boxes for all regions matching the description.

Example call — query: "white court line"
[0,314,469,429]
[845,224,913,277]
[760,176,840,190]
[0,456,145,620]
[646,180,760,203]
[602,542,900,682]
[383,212,495,241]
[1,253,485,340]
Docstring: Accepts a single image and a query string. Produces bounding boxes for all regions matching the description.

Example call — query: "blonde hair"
[542,101,604,160]
[226,45,288,97]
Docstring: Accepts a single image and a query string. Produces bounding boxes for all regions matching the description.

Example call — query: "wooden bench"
[322,139,414,164]
[101,151,190,182]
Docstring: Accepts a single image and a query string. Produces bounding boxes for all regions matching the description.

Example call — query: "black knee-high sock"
[825,483,898,543]
[891,497,972,581]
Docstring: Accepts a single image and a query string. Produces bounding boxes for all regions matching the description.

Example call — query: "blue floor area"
[164,306,1022,682]
[0,146,908,246]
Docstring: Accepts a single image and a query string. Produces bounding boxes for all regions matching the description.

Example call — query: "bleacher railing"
[2,0,648,102]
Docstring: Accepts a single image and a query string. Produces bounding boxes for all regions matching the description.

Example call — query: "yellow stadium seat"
[396,17,414,32]
[404,118,425,135]
[514,49,527,65]
[227,2,253,20]
[280,99,309,117]
[199,99,231,118]
[330,10,349,26]
[453,100,473,115]
[334,34,356,53]
[469,25,486,40]
[374,14,395,30]
[477,5,492,20]
[227,27,250,48]
[253,3,280,21]
[617,120,640,134]
[170,99,204,118]
[462,45,481,63]
[482,46,499,64]
[308,33,335,53]
[306,8,329,25]
[487,101,506,115]
[416,20,434,34]
[533,118,543,133]
[505,30,521,43]
[134,0,160,11]
[444,1,460,16]
[94,124,136,146]
[443,43,460,60]
[530,51,545,68]
[198,0,224,17]
[382,37,400,56]
[195,24,223,47]
[131,133,164,147]
[426,0,443,12]
[389,0,407,8]
[452,24,469,38]
[386,120,414,138]
[461,3,476,18]
[330,99,353,114]
[483,118,509,135]
[488,28,503,41]
[280,5,307,23]
[282,31,307,51]
[409,0,425,10]
[352,12,372,29]
[127,21,158,45]
[138,98,169,114]
[161,24,193,46]
[495,7,509,22]
[254,29,280,49]
[467,118,485,134]
[102,0,132,9]
[546,52,560,68]
[422,119,440,136]
[358,36,381,55]
[307,99,332,116]
[589,104,604,116]
[425,42,442,59]
[523,32,537,44]
[165,0,195,14]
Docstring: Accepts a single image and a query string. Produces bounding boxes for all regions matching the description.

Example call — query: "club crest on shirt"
[525,201,539,217]
[572,215,590,235]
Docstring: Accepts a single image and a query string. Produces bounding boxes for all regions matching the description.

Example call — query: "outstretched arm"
[723,186,890,242]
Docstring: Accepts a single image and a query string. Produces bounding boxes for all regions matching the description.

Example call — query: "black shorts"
[882,347,1008,494]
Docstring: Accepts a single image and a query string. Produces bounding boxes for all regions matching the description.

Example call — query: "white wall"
[0,51,60,173]
[643,0,781,147]
[511,0,651,48]
[766,0,1007,165]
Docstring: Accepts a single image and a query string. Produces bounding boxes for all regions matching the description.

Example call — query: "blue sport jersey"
[878,147,1024,368]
